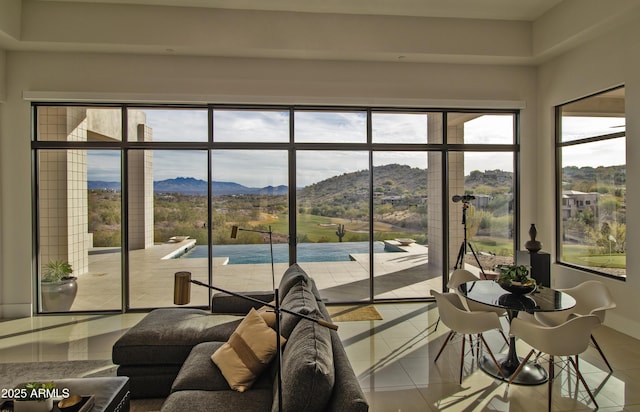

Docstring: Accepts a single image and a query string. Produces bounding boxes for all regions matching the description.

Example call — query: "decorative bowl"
[498,281,536,295]
[58,395,84,412]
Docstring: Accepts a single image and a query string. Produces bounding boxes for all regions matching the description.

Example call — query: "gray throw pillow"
[272,308,335,412]
[278,264,309,301]
[278,280,318,339]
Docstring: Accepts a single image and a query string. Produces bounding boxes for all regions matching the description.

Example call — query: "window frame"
[32,102,521,312]
[555,85,626,281]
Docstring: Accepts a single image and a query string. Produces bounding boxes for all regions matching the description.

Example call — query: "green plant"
[42,259,73,282]
[495,264,535,286]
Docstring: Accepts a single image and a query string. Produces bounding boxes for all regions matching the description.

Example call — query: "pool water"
[183,241,388,264]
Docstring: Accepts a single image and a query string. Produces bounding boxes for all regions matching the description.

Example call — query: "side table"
[2,377,129,412]
[53,378,129,412]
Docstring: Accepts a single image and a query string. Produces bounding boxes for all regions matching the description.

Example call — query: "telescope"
[452,194,476,203]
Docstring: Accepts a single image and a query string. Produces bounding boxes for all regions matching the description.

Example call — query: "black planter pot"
[41,276,78,312]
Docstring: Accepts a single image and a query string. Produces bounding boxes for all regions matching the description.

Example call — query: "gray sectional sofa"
[112,264,368,411]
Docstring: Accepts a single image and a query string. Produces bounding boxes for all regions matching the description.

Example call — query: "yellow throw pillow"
[256,301,277,328]
[211,307,286,392]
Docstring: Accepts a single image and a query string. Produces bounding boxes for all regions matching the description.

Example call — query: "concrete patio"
[69,239,445,312]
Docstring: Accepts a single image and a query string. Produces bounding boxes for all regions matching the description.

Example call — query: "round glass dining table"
[458,280,576,385]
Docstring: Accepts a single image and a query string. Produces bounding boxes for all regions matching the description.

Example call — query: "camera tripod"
[453,200,486,277]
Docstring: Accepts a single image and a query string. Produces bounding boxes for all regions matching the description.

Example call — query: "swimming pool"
[183,241,388,264]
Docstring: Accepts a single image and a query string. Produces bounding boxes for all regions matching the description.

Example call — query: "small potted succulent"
[13,382,56,412]
[41,259,78,312]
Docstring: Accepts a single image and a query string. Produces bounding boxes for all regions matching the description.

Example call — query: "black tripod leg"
[454,241,466,269]
[439,242,465,332]
[466,242,486,277]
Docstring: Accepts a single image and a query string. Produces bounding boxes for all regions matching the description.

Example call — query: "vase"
[524,223,542,253]
[41,276,78,312]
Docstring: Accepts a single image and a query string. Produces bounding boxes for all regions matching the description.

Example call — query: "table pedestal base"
[479,354,548,385]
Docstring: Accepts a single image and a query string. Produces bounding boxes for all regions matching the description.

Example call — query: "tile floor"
[1,303,638,411]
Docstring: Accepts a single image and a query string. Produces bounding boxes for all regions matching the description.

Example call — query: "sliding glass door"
[211,150,289,294]
[296,150,370,301]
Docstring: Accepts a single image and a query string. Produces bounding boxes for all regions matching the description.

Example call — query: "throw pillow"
[257,301,277,328]
[279,280,319,339]
[272,308,335,412]
[211,307,286,392]
[278,264,309,301]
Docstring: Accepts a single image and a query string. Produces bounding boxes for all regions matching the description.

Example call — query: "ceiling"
[2,0,637,65]
[35,0,565,21]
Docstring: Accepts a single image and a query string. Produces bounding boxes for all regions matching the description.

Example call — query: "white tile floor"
[1,303,638,411]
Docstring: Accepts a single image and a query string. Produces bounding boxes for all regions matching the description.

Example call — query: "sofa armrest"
[211,291,275,314]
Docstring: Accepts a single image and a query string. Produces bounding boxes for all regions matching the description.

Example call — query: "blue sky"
[87,111,624,186]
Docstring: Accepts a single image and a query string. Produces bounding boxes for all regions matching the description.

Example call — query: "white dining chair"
[431,290,505,384]
[534,280,616,371]
[446,269,509,343]
[509,314,601,411]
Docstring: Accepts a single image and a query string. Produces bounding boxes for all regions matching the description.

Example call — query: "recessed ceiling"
[5,0,635,65]
[35,0,565,21]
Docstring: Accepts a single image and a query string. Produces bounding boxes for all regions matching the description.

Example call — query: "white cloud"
[86,110,537,186]
[463,114,514,144]
[87,150,121,181]
[295,111,366,143]
[214,110,289,142]
[144,109,208,141]
[561,137,625,168]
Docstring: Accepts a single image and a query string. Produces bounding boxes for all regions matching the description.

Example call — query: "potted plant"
[41,259,78,312]
[13,382,56,412]
[495,263,536,294]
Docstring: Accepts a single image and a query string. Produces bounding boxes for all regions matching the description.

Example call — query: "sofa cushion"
[272,308,335,412]
[212,291,275,314]
[171,342,228,392]
[172,341,274,393]
[162,389,272,412]
[117,364,181,399]
[325,330,370,412]
[212,308,287,392]
[279,280,319,339]
[112,309,242,365]
[277,264,309,301]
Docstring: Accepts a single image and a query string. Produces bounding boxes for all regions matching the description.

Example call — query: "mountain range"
[88,177,288,195]
[88,164,621,197]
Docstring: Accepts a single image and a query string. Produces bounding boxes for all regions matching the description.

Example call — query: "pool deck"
[70,239,444,311]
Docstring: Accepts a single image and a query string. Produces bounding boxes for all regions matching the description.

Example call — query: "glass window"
[372,152,440,299]
[448,151,514,275]
[294,111,366,143]
[557,87,626,279]
[211,150,289,293]
[214,109,289,142]
[128,149,210,308]
[296,150,370,301]
[38,149,122,312]
[372,112,441,144]
[37,106,122,142]
[127,108,208,142]
[33,103,519,311]
[448,113,515,144]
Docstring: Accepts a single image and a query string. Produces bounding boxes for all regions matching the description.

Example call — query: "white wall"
[0,50,4,318]
[538,19,640,338]
[0,51,537,318]
[0,49,5,102]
